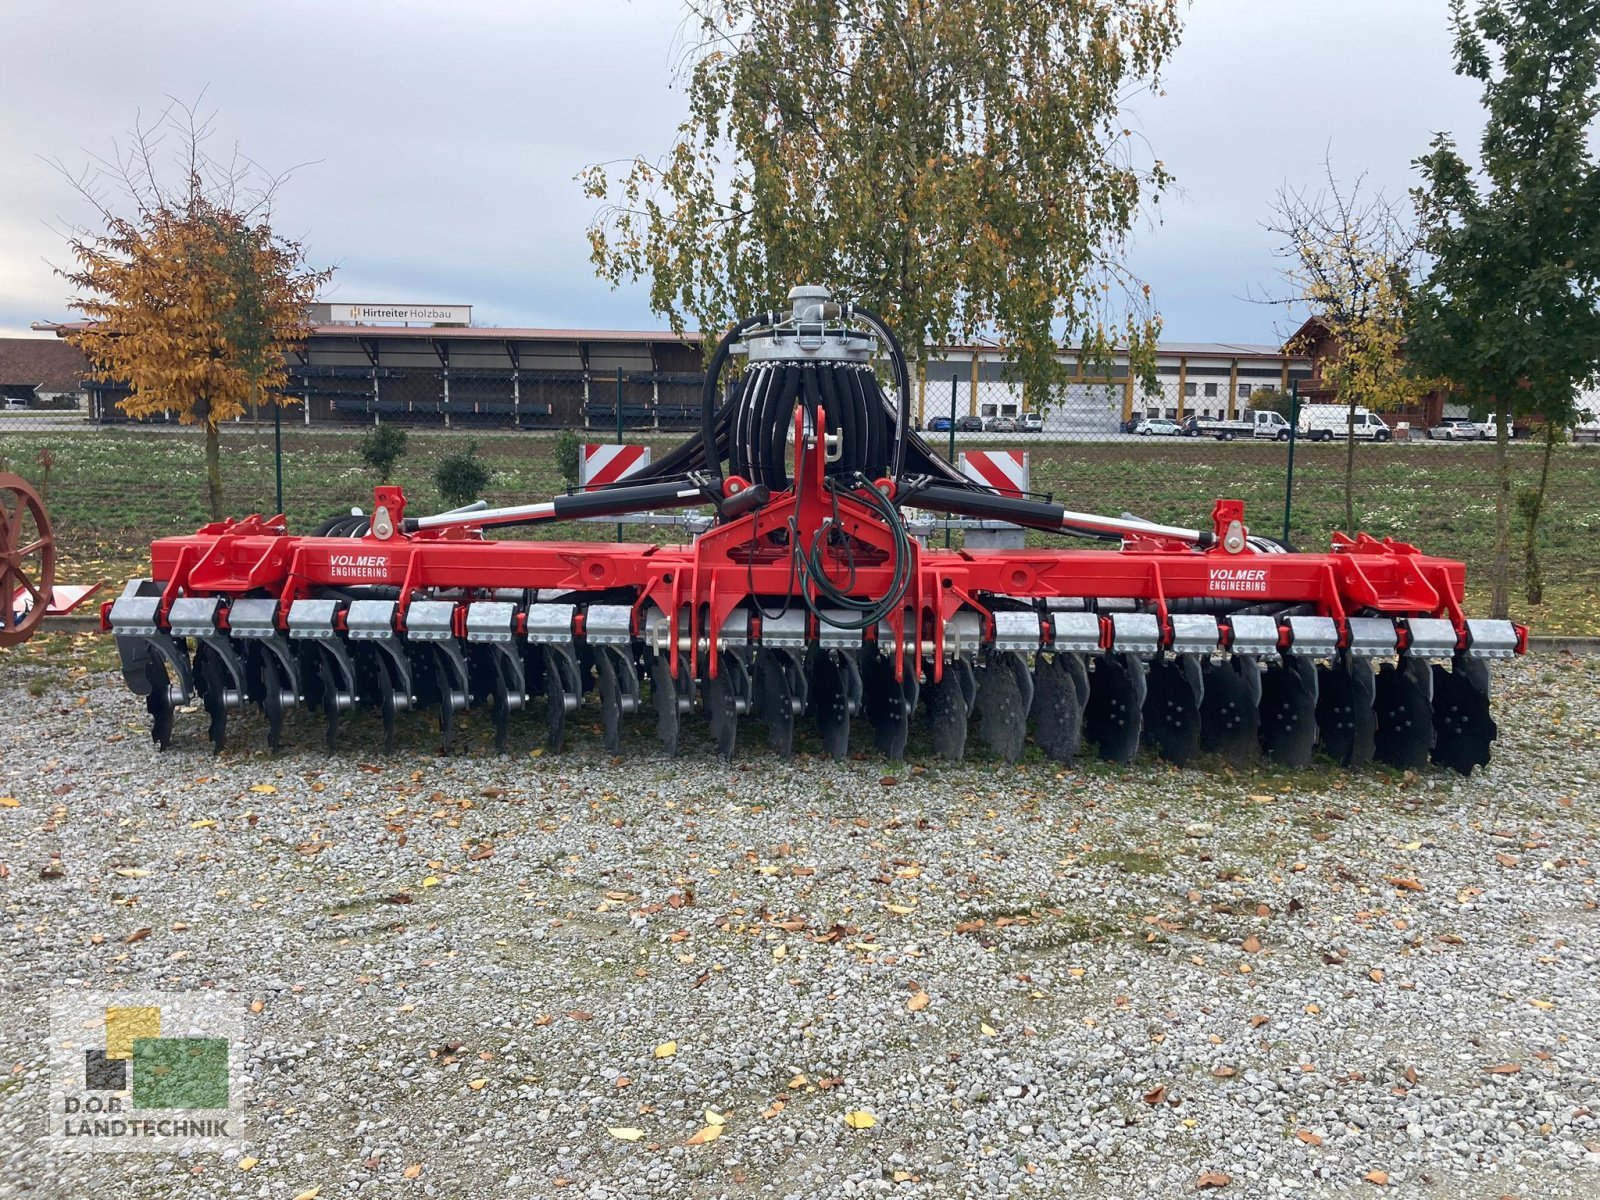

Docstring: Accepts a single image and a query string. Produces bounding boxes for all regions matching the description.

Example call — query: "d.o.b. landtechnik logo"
[49,992,242,1153]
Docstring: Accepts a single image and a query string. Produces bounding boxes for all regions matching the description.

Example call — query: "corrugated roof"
[310,324,701,344]
[0,336,92,392]
[34,320,1305,361]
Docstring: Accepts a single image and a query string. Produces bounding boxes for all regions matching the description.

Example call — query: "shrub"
[435,440,492,508]
[554,428,582,487]
[359,423,409,482]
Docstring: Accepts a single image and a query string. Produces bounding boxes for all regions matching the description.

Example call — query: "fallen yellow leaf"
[980,1023,997,1037]
[608,1127,644,1141]
[0,797,19,808]
[843,1110,877,1129]
[422,876,441,888]
[685,1124,723,1145]
[654,1041,677,1059]
[886,903,914,915]
[402,1163,423,1180]
[114,868,150,878]
[705,1109,726,1126]
[291,1189,321,1200]
[906,991,930,1013]
[772,944,787,960]
[1529,998,1555,1011]
[468,1078,488,1090]
[190,818,217,830]
[249,784,278,795]
[237,1156,258,1171]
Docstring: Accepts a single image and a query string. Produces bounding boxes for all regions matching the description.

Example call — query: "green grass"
[1,427,1595,635]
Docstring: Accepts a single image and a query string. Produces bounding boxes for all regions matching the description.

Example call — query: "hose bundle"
[727,361,892,489]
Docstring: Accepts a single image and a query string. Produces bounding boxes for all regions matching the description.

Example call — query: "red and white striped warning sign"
[958,450,1029,498]
[579,443,652,490]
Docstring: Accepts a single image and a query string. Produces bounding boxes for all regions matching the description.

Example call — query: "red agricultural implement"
[0,472,82,647]
[106,289,1522,773]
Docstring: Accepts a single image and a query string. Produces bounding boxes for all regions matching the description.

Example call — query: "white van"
[1299,405,1393,442]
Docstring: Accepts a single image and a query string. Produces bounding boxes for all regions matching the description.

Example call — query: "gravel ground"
[1,654,1597,1200]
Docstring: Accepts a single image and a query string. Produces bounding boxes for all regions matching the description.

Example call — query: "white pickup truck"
[1298,404,1393,442]
[1179,410,1292,441]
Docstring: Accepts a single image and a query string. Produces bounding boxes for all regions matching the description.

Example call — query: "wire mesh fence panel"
[912,378,1295,542]
[13,374,1591,631]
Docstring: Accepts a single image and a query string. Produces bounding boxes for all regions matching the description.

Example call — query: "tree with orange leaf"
[58,100,331,519]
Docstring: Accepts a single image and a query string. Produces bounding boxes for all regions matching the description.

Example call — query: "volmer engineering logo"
[49,992,242,1153]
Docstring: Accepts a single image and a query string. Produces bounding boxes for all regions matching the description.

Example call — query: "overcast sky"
[0,0,1491,344]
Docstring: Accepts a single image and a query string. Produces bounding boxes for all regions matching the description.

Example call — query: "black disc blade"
[193,645,229,754]
[1200,656,1260,765]
[261,652,286,752]
[489,656,512,754]
[316,648,342,754]
[434,649,458,753]
[707,668,736,761]
[373,652,399,753]
[542,646,581,753]
[974,650,1031,762]
[1431,654,1496,776]
[649,653,681,757]
[145,657,174,750]
[812,650,853,759]
[1143,655,1204,766]
[1316,656,1376,768]
[1374,656,1435,770]
[864,652,916,760]
[754,648,798,756]
[1085,652,1146,763]
[1260,654,1318,767]
[1031,652,1085,764]
[595,646,625,755]
[925,657,972,761]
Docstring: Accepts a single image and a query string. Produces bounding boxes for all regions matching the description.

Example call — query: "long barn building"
[31,308,1311,433]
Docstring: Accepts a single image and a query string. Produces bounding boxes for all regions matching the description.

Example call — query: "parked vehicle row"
[925,413,1046,433]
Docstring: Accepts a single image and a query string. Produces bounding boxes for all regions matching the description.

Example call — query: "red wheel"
[0,473,55,648]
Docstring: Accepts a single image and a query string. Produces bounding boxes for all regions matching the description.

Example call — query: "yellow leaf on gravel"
[886,903,914,915]
[190,819,217,830]
[0,797,19,807]
[468,1078,487,1090]
[704,1110,726,1126]
[291,1189,321,1200]
[654,1041,677,1059]
[1529,998,1555,1011]
[422,876,440,888]
[249,784,278,795]
[685,1124,723,1145]
[980,1023,997,1037]
[114,869,150,878]
[843,1110,877,1129]
[906,991,930,1013]
[1247,794,1274,803]
[237,1156,258,1171]
[403,1163,423,1180]
[608,1127,644,1141]
[772,944,787,960]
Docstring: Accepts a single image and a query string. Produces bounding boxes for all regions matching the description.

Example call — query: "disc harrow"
[104,287,1525,774]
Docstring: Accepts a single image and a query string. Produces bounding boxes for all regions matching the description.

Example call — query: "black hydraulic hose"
[700,312,776,484]
[843,305,911,482]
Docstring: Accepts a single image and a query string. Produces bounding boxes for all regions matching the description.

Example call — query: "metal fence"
[0,377,1576,616]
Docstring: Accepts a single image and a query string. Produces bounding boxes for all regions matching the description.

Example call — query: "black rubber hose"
[833,365,861,475]
[844,305,912,481]
[699,312,774,483]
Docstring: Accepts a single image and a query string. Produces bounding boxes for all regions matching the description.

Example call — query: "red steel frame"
[115,409,1520,682]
